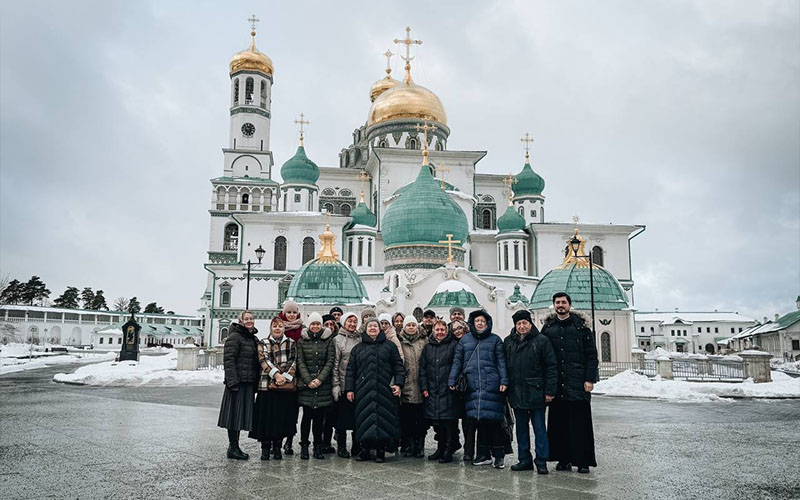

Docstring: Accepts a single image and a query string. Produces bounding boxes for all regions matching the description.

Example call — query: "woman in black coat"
[344,319,405,463]
[218,310,260,460]
[419,319,459,463]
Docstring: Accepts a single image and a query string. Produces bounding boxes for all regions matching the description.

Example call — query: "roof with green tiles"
[382,165,469,248]
[280,145,320,185]
[287,260,369,305]
[507,284,530,307]
[426,281,481,308]
[496,204,527,233]
[346,201,377,229]
[514,161,545,197]
[529,263,629,310]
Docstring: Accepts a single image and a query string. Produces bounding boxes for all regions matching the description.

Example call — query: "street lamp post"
[569,234,596,336]
[246,245,266,310]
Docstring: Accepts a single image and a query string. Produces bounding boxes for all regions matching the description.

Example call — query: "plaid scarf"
[257,334,297,391]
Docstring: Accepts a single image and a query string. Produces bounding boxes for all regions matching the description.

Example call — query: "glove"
[332,386,340,402]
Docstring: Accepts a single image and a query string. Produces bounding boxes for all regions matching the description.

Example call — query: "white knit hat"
[403,315,419,327]
[340,311,361,331]
[378,313,392,323]
[307,312,323,325]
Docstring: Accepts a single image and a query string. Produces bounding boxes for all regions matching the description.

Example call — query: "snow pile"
[1,344,116,375]
[53,350,224,387]
[771,359,800,374]
[594,370,800,401]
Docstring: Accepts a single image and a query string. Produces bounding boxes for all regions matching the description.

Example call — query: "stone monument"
[119,314,141,362]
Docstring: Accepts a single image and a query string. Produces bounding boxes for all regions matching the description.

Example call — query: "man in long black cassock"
[540,291,598,473]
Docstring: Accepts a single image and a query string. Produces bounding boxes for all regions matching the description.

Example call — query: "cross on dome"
[357,169,371,202]
[503,173,518,205]
[437,161,450,189]
[520,132,534,162]
[294,113,309,145]
[394,26,422,83]
[415,121,436,166]
[438,233,462,264]
[383,49,394,76]
[248,14,260,33]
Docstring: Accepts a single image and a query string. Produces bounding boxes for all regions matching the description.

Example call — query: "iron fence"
[196,348,224,370]
[671,359,745,381]
[599,360,657,379]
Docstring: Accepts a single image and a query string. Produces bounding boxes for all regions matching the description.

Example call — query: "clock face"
[241,123,255,137]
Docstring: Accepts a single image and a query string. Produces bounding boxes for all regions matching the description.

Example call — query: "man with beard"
[540,292,598,474]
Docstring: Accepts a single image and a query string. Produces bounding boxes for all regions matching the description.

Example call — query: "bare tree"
[113,297,130,312]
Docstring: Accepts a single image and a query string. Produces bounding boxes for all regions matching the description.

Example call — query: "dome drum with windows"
[529,229,629,310]
[287,225,370,305]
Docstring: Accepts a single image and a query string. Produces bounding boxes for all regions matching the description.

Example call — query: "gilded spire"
[316,224,340,263]
[558,227,594,269]
[383,49,394,78]
[520,132,534,163]
[415,121,436,166]
[294,112,309,146]
[247,14,260,50]
[394,26,422,84]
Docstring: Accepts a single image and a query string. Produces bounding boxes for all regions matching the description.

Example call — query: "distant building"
[725,299,800,360]
[0,305,204,347]
[634,311,757,354]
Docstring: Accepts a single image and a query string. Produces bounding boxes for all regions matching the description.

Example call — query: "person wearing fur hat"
[540,292,598,474]
[344,318,406,463]
[218,310,260,460]
[332,311,362,458]
[504,309,558,474]
[448,310,509,469]
[276,300,303,455]
[397,315,428,458]
[248,316,298,460]
[296,312,336,460]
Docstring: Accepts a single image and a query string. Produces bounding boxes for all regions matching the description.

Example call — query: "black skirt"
[248,390,298,441]
[217,383,255,431]
[336,398,356,431]
[546,399,597,467]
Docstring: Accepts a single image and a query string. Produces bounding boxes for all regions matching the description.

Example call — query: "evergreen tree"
[113,297,129,311]
[53,286,80,309]
[22,276,50,305]
[91,290,108,310]
[144,302,164,314]
[0,279,24,304]
[80,288,95,309]
[127,296,141,314]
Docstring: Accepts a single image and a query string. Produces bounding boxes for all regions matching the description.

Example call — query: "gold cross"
[357,170,371,203]
[294,113,310,145]
[382,49,394,76]
[437,161,450,189]
[394,26,422,82]
[503,173,518,203]
[572,214,580,225]
[247,14,260,33]
[520,132,534,161]
[438,234,462,264]
[415,121,436,166]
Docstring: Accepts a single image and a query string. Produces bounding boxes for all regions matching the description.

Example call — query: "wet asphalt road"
[1,365,799,500]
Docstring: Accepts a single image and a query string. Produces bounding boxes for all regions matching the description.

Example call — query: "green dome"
[530,263,629,310]
[426,281,481,308]
[280,146,320,185]
[287,259,369,305]
[514,161,545,197]
[496,204,527,233]
[348,201,377,228]
[382,165,469,248]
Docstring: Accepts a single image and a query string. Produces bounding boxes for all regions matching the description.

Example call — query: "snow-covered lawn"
[1,343,116,375]
[771,359,800,374]
[594,370,800,402]
[53,349,223,387]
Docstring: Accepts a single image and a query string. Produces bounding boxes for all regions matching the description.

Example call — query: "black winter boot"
[260,441,271,461]
[313,445,325,459]
[272,439,283,460]
[428,441,445,461]
[337,434,350,458]
[226,430,249,460]
[412,437,425,458]
[283,436,294,455]
[300,444,310,460]
[375,448,386,463]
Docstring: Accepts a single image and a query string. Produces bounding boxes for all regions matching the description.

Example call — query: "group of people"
[217,291,599,474]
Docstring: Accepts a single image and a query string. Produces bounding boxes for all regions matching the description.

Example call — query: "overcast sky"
[1,0,798,320]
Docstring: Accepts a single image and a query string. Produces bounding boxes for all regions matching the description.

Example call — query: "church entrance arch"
[49,326,62,344]
[600,332,611,362]
[71,326,83,345]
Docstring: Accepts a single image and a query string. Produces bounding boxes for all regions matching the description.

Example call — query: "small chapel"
[201,18,644,363]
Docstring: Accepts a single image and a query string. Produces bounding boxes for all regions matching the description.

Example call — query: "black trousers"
[431,419,459,449]
[470,418,505,457]
[461,418,476,455]
[300,406,329,446]
[323,403,337,445]
[399,403,426,441]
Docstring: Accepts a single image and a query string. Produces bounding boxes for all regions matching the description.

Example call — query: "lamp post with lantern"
[245,245,266,310]
[569,231,596,336]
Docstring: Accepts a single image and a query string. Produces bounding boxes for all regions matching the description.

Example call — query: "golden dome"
[367,79,447,126]
[229,32,273,76]
[370,75,399,102]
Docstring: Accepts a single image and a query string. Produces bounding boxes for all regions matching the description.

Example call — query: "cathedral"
[201,21,644,363]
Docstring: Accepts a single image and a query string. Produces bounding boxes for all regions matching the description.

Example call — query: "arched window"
[601,332,611,362]
[413,307,423,323]
[223,224,239,251]
[482,209,492,229]
[245,77,254,104]
[340,189,352,197]
[503,243,509,271]
[227,187,237,210]
[379,140,387,147]
[216,186,226,210]
[263,190,272,212]
[233,78,239,106]
[340,204,352,217]
[518,207,524,216]
[219,327,229,343]
[322,188,336,196]
[274,236,287,271]
[513,242,520,270]
[241,193,249,205]
[302,237,315,264]
[220,290,230,307]
[323,203,334,214]
[393,275,400,289]
[408,138,417,149]
[591,246,604,267]
[260,80,267,108]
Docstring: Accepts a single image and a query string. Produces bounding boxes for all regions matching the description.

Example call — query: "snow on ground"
[771,359,800,374]
[594,370,800,401]
[1,344,116,375]
[53,349,224,387]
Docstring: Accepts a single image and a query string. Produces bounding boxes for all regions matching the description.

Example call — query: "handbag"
[454,343,480,394]
[268,378,297,391]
